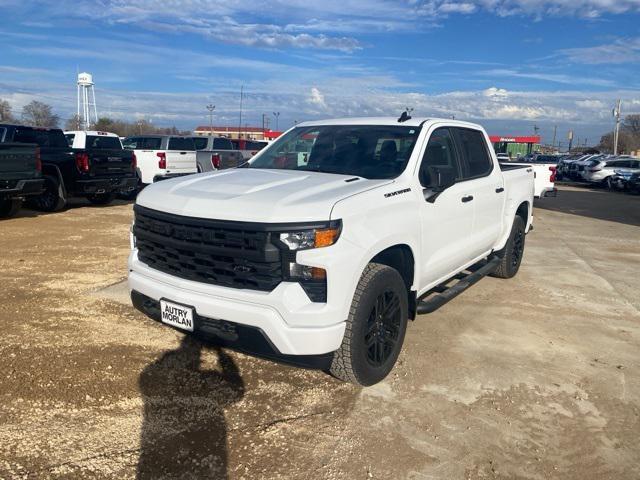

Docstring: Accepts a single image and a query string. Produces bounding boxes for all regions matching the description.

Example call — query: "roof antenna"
[398,107,413,123]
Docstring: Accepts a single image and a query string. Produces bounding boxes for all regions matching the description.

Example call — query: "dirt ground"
[1,186,639,479]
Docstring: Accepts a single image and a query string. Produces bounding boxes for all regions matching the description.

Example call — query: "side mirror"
[422,166,456,203]
[425,166,455,190]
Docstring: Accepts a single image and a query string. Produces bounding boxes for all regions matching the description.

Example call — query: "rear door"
[452,127,503,258]
[417,127,475,286]
[166,137,196,174]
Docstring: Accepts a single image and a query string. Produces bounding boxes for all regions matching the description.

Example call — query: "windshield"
[247,125,421,179]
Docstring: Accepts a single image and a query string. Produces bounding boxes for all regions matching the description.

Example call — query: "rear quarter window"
[192,137,208,150]
[168,137,195,151]
[454,128,493,179]
[213,138,233,150]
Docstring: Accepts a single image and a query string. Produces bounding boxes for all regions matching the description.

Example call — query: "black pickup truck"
[0,125,138,211]
[0,141,44,218]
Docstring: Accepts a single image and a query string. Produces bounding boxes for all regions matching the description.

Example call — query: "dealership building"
[193,126,283,141]
[490,135,541,157]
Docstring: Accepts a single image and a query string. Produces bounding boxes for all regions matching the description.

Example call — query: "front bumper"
[130,290,334,369]
[128,251,347,358]
[77,176,138,195]
[0,178,45,198]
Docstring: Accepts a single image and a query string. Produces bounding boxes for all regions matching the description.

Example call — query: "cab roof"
[296,116,484,130]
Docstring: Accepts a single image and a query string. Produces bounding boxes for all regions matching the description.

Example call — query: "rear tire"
[0,198,22,218]
[491,216,526,279]
[605,177,615,191]
[329,263,408,386]
[29,175,66,212]
[87,192,116,205]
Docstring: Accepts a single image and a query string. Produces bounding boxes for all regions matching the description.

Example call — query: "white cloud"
[307,87,328,110]
[559,37,640,64]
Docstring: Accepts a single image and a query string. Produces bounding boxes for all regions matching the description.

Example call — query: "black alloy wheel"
[365,290,402,367]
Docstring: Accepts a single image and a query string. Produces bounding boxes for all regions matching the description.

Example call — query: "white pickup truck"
[122,135,197,185]
[128,117,534,386]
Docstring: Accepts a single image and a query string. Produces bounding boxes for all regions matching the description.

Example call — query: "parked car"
[623,172,640,193]
[0,140,44,218]
[122,135,197,185]
[128,117,534,386]
[582,157,640,188]
[1,124,137,211]
[556,154,587,180]
[230,138,269,161]
[62,130,138,203]
[191,136,244,172]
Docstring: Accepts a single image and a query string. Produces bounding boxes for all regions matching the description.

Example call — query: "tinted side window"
[419,128,460,186]
[65,134,75,147]
[168,137,195,150]
[454,128,493,179]
[213,137,233,150]
[122,137,138,149]
[140,137,162,149]
[0,127,5,142]
[192,137,208,150]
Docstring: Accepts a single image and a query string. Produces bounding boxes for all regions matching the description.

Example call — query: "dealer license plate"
[160,300,194,332]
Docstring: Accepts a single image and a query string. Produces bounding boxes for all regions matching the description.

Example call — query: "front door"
[417,127,475,289]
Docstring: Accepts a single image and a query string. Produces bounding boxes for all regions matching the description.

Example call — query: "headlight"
[279,221,341,250]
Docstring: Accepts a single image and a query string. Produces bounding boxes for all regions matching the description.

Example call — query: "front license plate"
[160,300,194,332]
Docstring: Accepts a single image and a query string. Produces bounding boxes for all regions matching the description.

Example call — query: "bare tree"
[622,114,640,136]
[0,98,14,123]
[64,114,81,131]
[21,100,60,128]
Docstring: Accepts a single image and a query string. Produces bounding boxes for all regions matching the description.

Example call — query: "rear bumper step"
[416,256,501,315]
[0,178,45,198]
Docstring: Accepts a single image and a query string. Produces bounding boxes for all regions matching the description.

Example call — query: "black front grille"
[133,205,283,291]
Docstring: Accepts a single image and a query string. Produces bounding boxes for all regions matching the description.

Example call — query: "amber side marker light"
[314,227,340,248]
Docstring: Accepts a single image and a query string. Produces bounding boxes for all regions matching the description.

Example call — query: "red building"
[490,135,541,157]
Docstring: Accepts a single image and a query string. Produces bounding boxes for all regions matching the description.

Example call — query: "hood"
[136,168,391,222]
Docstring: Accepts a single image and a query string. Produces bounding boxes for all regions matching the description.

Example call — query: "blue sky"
[1,0,640,145]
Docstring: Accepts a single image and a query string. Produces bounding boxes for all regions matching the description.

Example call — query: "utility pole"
[613,99,622,155]
[273,111,280,131]
[238,85,244,139]
[568,130,574,152]
[551,125,557,149]
[206,104,215,136]
[533,124,540,136]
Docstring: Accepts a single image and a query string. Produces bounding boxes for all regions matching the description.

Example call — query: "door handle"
[461,195,474,203]
[495,187,504,193]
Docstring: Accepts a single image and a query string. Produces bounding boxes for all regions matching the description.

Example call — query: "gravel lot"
[1,185,639,479]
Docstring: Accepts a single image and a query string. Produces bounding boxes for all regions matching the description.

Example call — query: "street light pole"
[206,104,215,136]
[238,85,244,139]
[613,99,622,155]
[273,111,280,132]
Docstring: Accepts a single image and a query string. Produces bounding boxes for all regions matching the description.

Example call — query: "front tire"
[0,198,22,218]
[29,175,66,212]
[491,216,526,279]
[329,263,408,386]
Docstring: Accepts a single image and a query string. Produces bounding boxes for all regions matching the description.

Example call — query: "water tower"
[77,72,98,130]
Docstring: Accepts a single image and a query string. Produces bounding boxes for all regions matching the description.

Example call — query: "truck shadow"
[137,336,244,479]
[535,188,640,227]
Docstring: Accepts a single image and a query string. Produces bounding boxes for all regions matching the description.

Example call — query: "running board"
[416,256,501,314]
